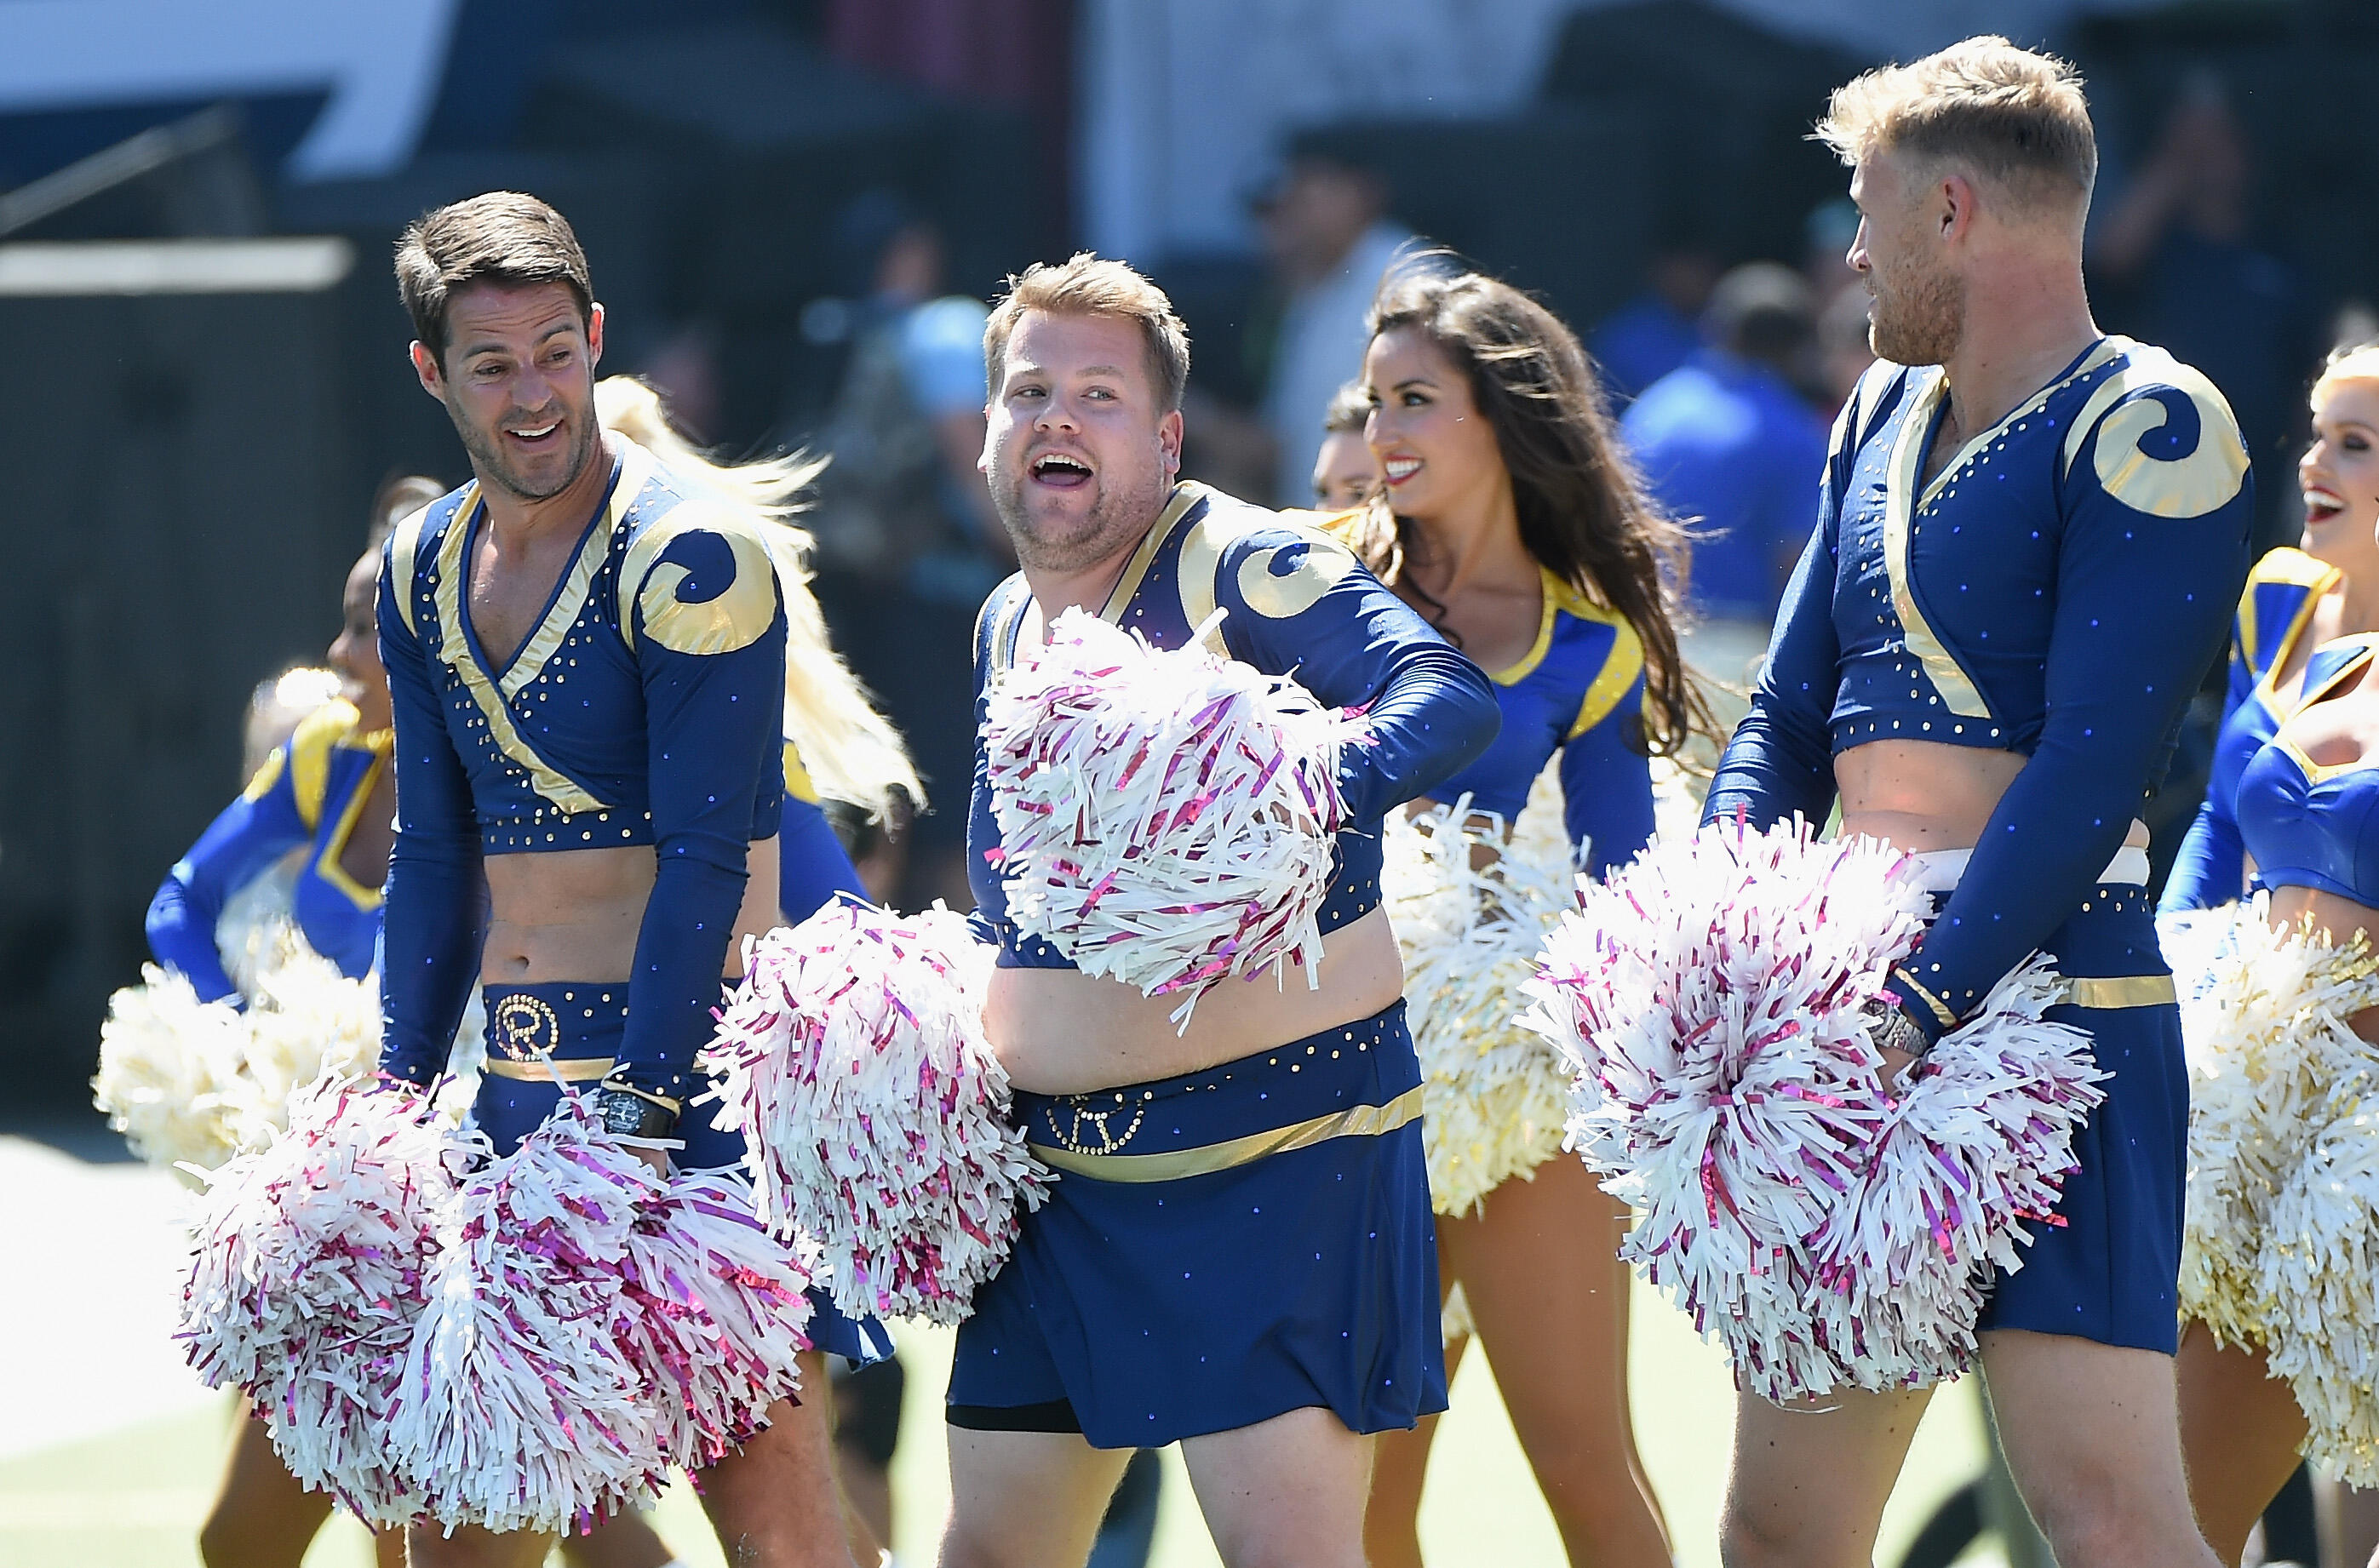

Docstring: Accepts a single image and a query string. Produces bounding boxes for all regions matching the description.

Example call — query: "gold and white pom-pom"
[981,606,1360,1028]
[94,966,249,1177]
[2165,898,2379,1348]
[2260,1084,2379,1485]
[1382,771,1578,1217]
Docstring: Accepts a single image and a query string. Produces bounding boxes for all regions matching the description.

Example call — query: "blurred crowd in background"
[8,0,2379,1097]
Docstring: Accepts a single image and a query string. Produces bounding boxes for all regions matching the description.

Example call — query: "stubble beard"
[989,457,1170,576]
[452,401,599,503]
[1867,260,1966,368]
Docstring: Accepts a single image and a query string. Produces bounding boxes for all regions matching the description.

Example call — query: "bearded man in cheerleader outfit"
[1700,38,2253,1568]
[942,254,1499,1567]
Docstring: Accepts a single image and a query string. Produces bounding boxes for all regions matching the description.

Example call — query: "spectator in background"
[1258,148,1418,506]
[1311,379,1381,510]
[802,188,1004,907]
[1622,262,1827,636]
[1588,223,1722,407]
[1815,284,1879,413]
[2093,73,2317,554]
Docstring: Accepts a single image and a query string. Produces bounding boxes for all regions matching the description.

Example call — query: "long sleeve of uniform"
[1894,409,2250,1036]
[619,520,788,1103]
[2162,779,2247,913]
[1213,528,1499,824]
[1702,505,1844,828]
[146,751,316,1002]
[377,556,488,1086]
[1559,674,1655,877]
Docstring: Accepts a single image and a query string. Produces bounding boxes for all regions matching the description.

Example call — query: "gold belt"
[480,1056,617,1082]
[1027,1084,1425,1183]
[2065,975,2176,1010]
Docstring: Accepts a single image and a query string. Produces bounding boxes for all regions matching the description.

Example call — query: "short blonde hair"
[2313,343,2379,409]
[1816,36,2096,209]
[983,252,1191,411]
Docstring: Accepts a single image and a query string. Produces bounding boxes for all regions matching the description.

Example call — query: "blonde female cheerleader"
[2169,346,2379,1567]
[1342,263,1701,1568]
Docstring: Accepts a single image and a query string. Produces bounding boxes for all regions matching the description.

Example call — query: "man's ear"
[411,340,444,398]
[588,301,605,369]
[1938,172,1977,242]
[1158,408,1184,480]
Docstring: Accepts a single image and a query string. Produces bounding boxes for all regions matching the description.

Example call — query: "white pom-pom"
[708,901,1046,1325]
[387,1098,668,1536]
[95,966,248,1176]
[2164,900,2379,1349]
[1522,819,2103,1399]
[981,606,1359,1027]
[614,1173,818,1471]
[176,1078,451,1520]
[1381,788,1576,1216]
[2261,1095,2379,1485]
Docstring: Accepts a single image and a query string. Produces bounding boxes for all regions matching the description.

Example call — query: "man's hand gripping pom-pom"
[1521,819,2107,1400]
[708,901,1047,1325]
[981,606,1361,1029]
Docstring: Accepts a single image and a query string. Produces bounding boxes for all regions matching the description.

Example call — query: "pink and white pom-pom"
[1803,955,2102,1389]
[1522,817,2101,1400]
[980,605,1360,1027]
[175,1075,452,1520]
[708,901,1046,1325]
[616,1172,819,1471]
[387,1097,669,1536]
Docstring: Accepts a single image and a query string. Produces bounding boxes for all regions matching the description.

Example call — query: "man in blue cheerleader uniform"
[941,254,1499,1568]
[373,192,869,1568]
[1700,39,2250,1568]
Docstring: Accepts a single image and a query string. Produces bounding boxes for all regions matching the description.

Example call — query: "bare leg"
[1179,1406,1374,1568]
[939,1427,1132,1568]
[1723,1383,1933,1568]
[1449,1159,1672,1565]
[199,1402,338,1568]
[2317,1479,2379,1568]
[1984,1328,2221,1568]
[698,1366,862,1568]
[1362,1335,1467,1568]
[404,1524,555,1568]
[561,1511,679,1568]
[2175,1323,2312,1565]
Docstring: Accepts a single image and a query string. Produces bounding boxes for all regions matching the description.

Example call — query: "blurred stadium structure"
[5,0,2379,1102]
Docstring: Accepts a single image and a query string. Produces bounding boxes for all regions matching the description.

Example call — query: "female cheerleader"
[2170,346,2379,1568]
[1344,263,1700,1568]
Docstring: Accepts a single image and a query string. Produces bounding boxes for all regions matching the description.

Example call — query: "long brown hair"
[1350,263,1711,756]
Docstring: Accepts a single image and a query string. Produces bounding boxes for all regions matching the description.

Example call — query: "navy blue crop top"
[2236,634,2379,907]
[966,482,1500,968]
[2164,547,2349,913]
[146,698,387,1001]
[1706,338,2253,1039]
[378,437,789,1100]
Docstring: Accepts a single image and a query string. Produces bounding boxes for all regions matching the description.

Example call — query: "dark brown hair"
[394,192,593,368]
[1321,378,1370,435]
[983,252,1191,412]
[1352,263,1711,757]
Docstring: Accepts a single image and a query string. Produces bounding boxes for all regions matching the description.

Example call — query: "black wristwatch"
[593,1084,679,1140]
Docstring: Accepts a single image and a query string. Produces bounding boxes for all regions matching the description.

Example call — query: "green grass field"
[0,1277,2005,1568]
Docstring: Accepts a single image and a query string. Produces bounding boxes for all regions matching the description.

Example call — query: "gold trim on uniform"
[496,447,637,699]
[2238,547,2342,695]
[1884,342,2125,723]
[2066,974,2178,1010]
[622,500,782,657]
[1027,1084,1425,1182]
[1098,482,1205,630]
[482,1056,616,1082]
[431,489,609,815]
[2061,346,2249,519]
[386,500,434,636]
[1233,533,1359,620]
